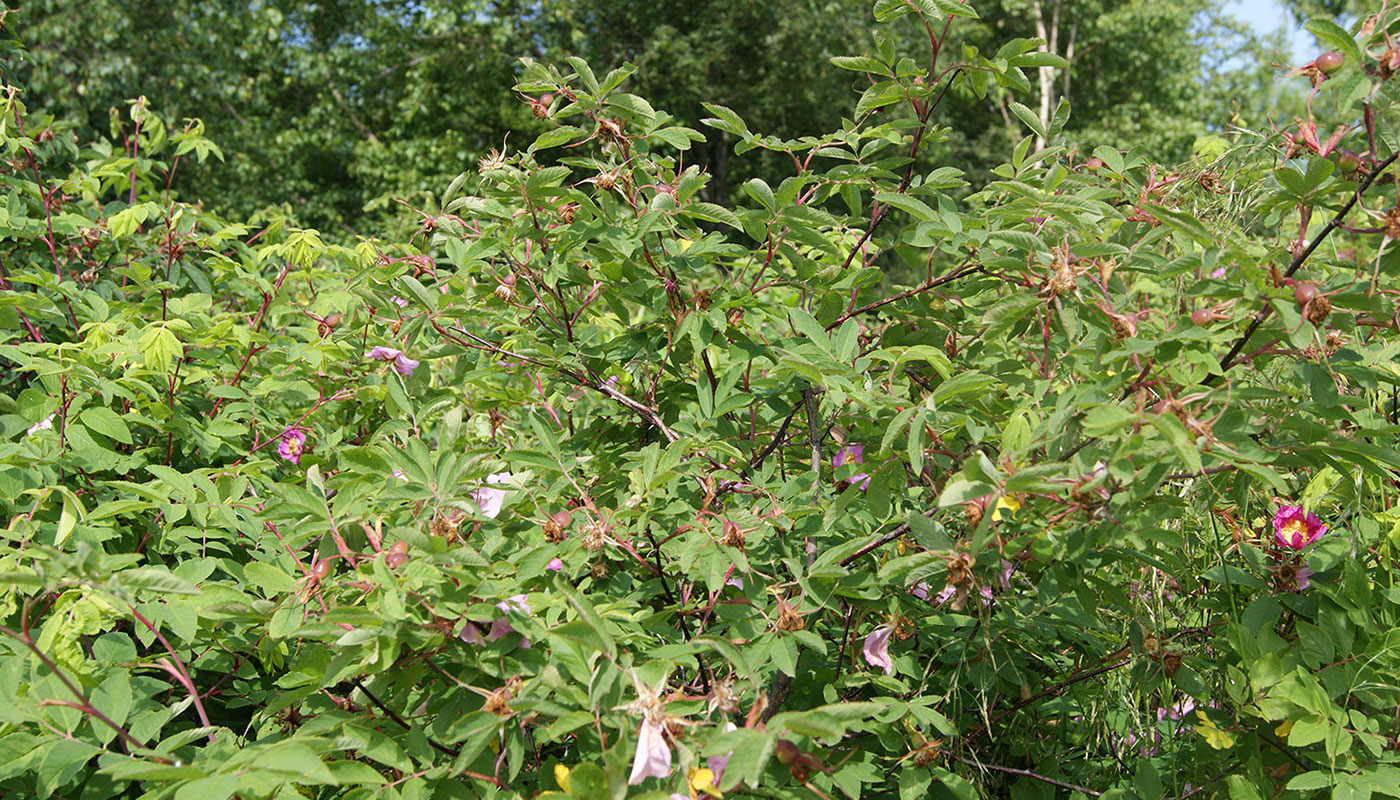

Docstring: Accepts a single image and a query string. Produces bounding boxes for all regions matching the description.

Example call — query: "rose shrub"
[2,3,1400,800]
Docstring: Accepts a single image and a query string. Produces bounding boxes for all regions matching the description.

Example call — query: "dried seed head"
[945,552,974,587]
[1306,295,1332,325]
[484,686,513,717]
[1384,206,1400,240]
[430,511,460,541]
[720,519,746,550]
[775,600,805,632]
[581,520,608,551]
[589,560,610,580]
[478,148,508,174]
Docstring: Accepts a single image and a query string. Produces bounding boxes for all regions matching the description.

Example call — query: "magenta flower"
[546,558,564,571]
[277,428,306,465]
[863,626,895,675]
[1274,505,1327,549]
[834,445,871,490]
[365,345,420,376]
[628,718,672,785]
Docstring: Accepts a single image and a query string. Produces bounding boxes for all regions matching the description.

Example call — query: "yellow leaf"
[1275,719,1294,737]
[554,764,571,793]
[992,495,1021,522]
[1194,711,1235,750]
[689,767,722,799]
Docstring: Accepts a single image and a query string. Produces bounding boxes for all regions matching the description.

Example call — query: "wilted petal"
[863,626,895,675]
[629,719,672,785]
[1294,566,1313,591]
[392,353,420,376]
[459,622,484,644]
[366,346,403,362]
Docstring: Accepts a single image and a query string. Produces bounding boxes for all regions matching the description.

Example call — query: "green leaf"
[1007,101,1047,140]
[553,575,617,659]
[79,407,132,444]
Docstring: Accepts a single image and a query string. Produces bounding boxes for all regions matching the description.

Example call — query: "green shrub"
[2,4,1400,800]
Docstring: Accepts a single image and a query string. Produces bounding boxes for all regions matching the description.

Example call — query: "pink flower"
[496,594,531,614]
[389,296,409,308]
[833,445,871,490]
[390,469,408,482]
[546,558,564,571]
[1210,267,1227,279]
[863,626,894,675]
[1274,505,1327,549]
[365,345,420,376]
[909,581,931,600]
[277,428,306,465]
[472,472,511,518]
[628,718,672,785]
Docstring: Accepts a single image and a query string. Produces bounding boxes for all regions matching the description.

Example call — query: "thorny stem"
[1210,151,1400,381]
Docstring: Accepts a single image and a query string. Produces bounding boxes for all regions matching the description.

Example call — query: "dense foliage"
[3,2,1400,800]
[15,0,1294,234]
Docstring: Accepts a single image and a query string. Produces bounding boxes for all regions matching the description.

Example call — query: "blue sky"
[1227,0,1314,61]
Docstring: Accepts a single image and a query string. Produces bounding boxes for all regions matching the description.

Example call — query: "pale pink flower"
[389,296,410,308]
[909,581,931,600]
[496,594,531,614]
[277,428,306,465]
[863,626,895,675]
[629,718,672,785]
[1274,505,1327,549]
[546,558,564,571]
[473,472,512,518]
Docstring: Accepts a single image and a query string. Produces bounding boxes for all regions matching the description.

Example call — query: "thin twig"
[956,757,1101,797]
